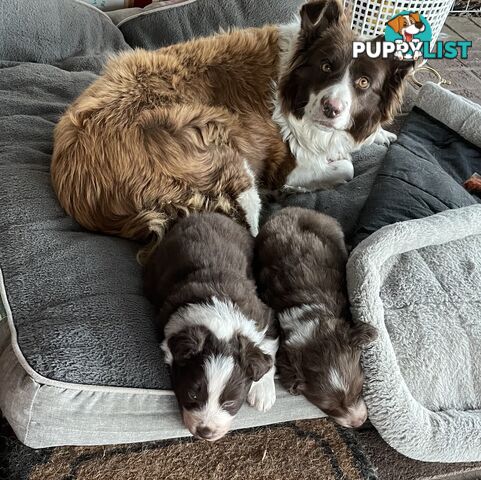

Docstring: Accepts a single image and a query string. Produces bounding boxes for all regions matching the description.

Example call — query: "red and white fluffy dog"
[51,0,413,250]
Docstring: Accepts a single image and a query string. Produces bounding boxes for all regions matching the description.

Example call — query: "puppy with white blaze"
[255,208,377,428]
[144,213,278,441]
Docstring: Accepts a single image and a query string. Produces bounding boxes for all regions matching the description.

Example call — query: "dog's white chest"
[273,106,356,190]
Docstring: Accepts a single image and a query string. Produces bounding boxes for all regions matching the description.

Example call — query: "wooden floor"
[423,16,481,103]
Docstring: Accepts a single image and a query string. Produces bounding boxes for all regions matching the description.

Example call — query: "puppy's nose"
[196,426,214,439]
[322,97,343,118]
[349,414,367,429]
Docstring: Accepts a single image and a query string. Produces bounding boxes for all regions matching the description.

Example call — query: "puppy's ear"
[238,336,272,382]
[350,322,377,348]
[277,346,305,395]
[300,0,343,35]
[169,327,207,364]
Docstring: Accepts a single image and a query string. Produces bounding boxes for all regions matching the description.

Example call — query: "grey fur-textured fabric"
[0,0,128,64]
[348,205,481,462]
[118,0,304,49]
[0,0,304,393]
[0,2,168,390]
[416,81,481,147]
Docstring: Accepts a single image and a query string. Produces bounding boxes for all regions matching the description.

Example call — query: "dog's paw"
[394,51,403,61]
[374,128,397,147]
[248,377,276,412]
[328,158,354,185]
[281,185,310,194]
[328,150,351,163]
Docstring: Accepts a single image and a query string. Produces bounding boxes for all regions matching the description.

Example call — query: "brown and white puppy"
[255,207,377,428]
[51,0,413,252]
[144,213,278,441]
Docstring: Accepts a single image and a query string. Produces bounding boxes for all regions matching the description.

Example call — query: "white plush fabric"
[348,204,481,462]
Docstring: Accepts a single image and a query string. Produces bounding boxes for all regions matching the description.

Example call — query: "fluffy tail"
[116,210,170,265]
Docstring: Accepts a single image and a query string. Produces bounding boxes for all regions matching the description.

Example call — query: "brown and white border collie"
[255,208,377,428]
[144,212,278,441]
[51,0,413,252]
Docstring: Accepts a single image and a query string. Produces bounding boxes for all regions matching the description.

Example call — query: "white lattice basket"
[344,0,455,48]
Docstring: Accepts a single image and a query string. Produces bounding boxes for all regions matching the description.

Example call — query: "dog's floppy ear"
[238,335,272,382]
[387,14,404,34]
[277,345,306,395]
[168,326,207,364]
[380,53,414,122]
[411,12,421,23]
[350,322,377,348]
[300,0,343,35]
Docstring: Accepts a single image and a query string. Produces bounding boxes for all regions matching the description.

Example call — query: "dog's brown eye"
[189,391,198,401]
[356,77,370,89]
[321,62,332,73]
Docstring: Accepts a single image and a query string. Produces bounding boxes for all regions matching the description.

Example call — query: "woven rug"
[0,417,377,480]
[3,416,481,480]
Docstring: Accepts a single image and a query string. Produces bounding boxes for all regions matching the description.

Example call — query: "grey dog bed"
[348,84,481,463]
[1,0,480,459]
[0,0,323,449]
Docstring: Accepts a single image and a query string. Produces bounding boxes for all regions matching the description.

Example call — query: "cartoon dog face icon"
[387,12,425,43]
[387,12,426,60]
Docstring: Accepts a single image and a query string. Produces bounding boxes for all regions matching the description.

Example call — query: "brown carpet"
[3,416,481,480]
[1,417,377,480]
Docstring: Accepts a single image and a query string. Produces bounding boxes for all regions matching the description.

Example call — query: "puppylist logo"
[353,11,472,61]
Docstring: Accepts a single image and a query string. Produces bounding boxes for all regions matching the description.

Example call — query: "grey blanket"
[1,0,327,450]
[348,84,481,462]
[0,1,170,389]
[117,0,304,49]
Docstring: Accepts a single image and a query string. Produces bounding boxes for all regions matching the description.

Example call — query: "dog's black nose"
[322,97,342,118]
[196,426,214,439]
[415,21,424,29]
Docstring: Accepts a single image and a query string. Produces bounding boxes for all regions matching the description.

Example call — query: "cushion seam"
[24,382,41,445]
[116,0,197,28]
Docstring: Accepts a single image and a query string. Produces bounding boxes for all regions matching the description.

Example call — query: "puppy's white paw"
[247,376,276,412]
[374,128,397,147]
